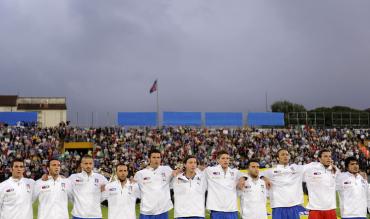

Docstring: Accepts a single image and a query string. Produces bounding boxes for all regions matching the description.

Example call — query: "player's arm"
[133,183,141,199]
[101,184,109,201]
[0,183,5,209]
[99,175,109,202]
[235,170,245,190]
[335,173,344,191]
[259,169,272,189]
[32,180,41,203]
[67,175,75,203]
[367,184,370,213]
[133,171,142,191]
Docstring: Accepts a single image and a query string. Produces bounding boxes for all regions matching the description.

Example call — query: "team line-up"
[0,148,369,219]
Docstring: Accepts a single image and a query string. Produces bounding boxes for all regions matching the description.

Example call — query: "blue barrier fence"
[117,112,157,126]
[163,112,202,126]
[247,112,285,126]
[205,112,243,126]
[0,112,38,125]
[117,112,285,127]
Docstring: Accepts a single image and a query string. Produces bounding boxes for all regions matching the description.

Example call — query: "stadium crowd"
[0,124,369,182]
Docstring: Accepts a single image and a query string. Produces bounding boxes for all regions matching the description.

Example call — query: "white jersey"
[0,177,35,219]
[69,171,108,218]
[102,180,140,219]
[238,175,267,219]
[336,172,368,218]
[134,165,173,215]
[33,176,72,219]
[304,162,339,210]
[368,184,370,213]
[172,172,207,218]
[261,164,305,208]
[205,165,242,212]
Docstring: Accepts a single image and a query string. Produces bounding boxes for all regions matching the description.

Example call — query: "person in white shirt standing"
[239,158,267,219]
[261,149,306,219]
[172,155,207,219]
[204,150,243,219]
[336,156,368,219]
[304,149,339,219]
[134,148,180,219]
[0,158,35,219]
[102,162,140,219]
[33,159,72,219]
[69,154,108,219]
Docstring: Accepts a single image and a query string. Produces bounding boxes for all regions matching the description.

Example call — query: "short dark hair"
[183,155,197,164]
[81,154,93,161]
[277,148,288,156]
[247,158,260,168]
[344,156,358,170]
[11,158,24,168]
[115,162,128,170]
[149,149,161,158]
[217,150,229,159]
[318,149,331,158]
[47,159,61,167]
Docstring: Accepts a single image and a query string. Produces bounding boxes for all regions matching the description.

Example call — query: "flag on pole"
[150,80,157,93]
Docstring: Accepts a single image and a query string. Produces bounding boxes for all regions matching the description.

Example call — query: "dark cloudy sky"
[0,0,369,125]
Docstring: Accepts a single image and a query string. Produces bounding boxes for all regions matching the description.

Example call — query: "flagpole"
[156,78,159,127]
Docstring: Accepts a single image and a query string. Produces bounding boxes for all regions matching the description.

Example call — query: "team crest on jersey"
[42,185,50,190]
[213,172,220,175]
[344,181,351,185]
[6,188,14,192]
[143,177,151,181]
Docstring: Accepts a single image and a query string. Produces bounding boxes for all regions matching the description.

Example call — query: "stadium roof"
[0,95,18,106]
[17,103,67,110]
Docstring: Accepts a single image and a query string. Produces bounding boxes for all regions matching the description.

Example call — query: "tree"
[271,100,306,113]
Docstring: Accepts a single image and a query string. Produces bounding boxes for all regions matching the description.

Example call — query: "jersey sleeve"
[0,183,5,210]
[134,171,141,184]
[101,184,110,201]
[100,174,109,185]
[165,166,174,181]
[32,180,41,203]
[302,163,314,182]
[133,183,141,199]
[367,184,370,212]
[335,173,344,191]
[235,169,244,181]
[261,168,272,179]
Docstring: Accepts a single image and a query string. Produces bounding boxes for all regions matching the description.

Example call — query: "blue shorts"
[210,211,238,219]
[72,217,101,219]
[342,218,367,219]
[140,211,169,219]
[272,205,305,219]
[176,217,204,219]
